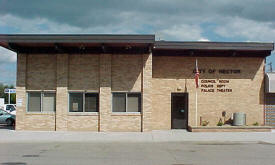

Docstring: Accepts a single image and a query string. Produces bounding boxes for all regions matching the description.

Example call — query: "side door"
[171,93,188,129]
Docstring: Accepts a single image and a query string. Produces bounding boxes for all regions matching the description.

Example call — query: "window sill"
[26,112,55,115]
[68,112,99,116]
[111,112,141,116]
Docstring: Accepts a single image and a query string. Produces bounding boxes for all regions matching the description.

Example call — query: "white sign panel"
[72,103,78,111]
[4,89,16,94]
[17,98,23,107]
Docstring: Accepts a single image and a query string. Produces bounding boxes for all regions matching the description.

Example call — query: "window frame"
[112,92,142,113]
[26,91,56,113]
[68,92,99,113]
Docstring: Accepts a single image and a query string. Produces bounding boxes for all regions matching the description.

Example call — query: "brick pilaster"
[99,54,112,132]
[56,54,69,131]
[142,52,153,131]
[15,54,27,130]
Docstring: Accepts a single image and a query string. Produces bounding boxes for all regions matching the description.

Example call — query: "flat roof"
[154,41,274,51]
[0,34,273,56]
[0,34,155,54]
[0,34,155,44]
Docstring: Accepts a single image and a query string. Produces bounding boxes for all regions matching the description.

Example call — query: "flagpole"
[195,88,198,127]
[195,58,198,127]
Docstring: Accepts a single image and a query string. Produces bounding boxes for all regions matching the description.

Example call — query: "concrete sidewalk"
[1,129,275,144]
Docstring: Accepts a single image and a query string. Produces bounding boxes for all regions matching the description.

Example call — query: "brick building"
[0,34,274,131]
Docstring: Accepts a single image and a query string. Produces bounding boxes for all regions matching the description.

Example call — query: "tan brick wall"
[108,114,141,132]
[69,54,99,90]
[18,53,143,132]
[67,115,99,131]
[15,54,27,130]
[23,114,55,131]
[111,55,142,92]
[152,56,265,129]
[99,54,142,132]
[16,53,265,132]
[99,54,112,131]
[142,53,153,131]
[110,54,143,131]
[26,54,56,90]
[56,54,100,131]
[56,54,69,131]
[16,54,56,131]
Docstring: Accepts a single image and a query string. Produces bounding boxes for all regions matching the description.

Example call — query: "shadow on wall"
[152,56,263,80]
[111,54,143,91]
[19,54,144,91]
[68,54,99,90]
[259,79,265,105]
[26,54,57,90]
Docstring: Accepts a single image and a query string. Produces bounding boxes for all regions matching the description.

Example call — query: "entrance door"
[171,93,188,129]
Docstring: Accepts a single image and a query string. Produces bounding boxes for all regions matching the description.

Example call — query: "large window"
[27,92,55,112]
[69,93,99,112]
[112,93,141,112]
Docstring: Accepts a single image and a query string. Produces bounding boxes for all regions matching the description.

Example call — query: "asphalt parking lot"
[0,128,274,165]
[0,141,275,165]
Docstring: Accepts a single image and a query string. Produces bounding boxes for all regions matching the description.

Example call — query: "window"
[127,93,141,112]
[85,93,98,112]
[42,93,56,112]
[69,93,83,112]
[69,93,99,112]
[27,92,56,112]
[28,92,41,112]
[112,93,141,112]
[6,105,16,111]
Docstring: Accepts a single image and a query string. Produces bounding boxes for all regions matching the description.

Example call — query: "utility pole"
[268,62,273,72]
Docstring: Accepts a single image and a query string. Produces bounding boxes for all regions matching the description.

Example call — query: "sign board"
[4,89,16,94]
[72,103,78,111]
[17,98,22,107]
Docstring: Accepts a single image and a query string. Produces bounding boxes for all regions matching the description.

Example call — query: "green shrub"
[202,121,209,126]
[253,122,259,126]
[217,119,223,126]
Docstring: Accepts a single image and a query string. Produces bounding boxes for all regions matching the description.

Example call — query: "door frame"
[171,92,189,129]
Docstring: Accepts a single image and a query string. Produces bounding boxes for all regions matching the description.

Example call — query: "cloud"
[0,46,16,85]
[157,24,205,41]
[1,0,275,27]
[0,46,16,63]
[198,38,210,42]
[215,17,275,42]
[0,63,16,85]
[0,14,82,34]
[0,0,275,84]
[1,0,275,42]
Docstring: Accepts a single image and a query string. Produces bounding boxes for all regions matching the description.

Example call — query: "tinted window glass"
[69,93,83,112]
[43,93,56,112]
[127,93,141,112]
[28,93,41,112]
[112,93,126,112]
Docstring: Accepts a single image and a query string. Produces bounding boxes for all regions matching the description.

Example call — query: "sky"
[0,0,275,85]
